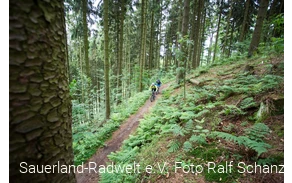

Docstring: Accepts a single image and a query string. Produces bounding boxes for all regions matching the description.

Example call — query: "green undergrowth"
[99,54,284,182]
[73,90,150,165]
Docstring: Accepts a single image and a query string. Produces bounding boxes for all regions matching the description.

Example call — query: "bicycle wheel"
[150,92,155,102]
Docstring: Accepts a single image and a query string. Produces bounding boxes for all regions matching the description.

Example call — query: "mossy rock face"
[255,95,284,122]
[272,97,284,115]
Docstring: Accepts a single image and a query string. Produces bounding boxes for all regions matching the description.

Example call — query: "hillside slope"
[99,54,284,183]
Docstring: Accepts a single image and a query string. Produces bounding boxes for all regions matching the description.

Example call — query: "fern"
[160,124,177,134]
[172,124,186,136]
[99,171,123,183]
[184,120,194,133]
[168,140,181,153]
[220,105,246,117]
[183,141,193,152]
[194,118,205,124]
[257,157,276,166]
[245,123,270,142]
[180,111,196,120]
[195,109,210,118]
[240,97,258,110]
[125,135,144,147]
[211,126,271,157]
[189,134,207,145]
[211,131,240,144]
[108,146,139,163]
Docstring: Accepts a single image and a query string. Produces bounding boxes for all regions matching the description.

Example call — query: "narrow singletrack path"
[76,83,170,183]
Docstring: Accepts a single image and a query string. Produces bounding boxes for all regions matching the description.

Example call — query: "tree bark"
[9,0,75,182]
[239,0,250,42]
[104,0,111,119]
[139,0,147,92]
[117,0,126,104]
[248,0,269,57]
[82,0,90,78]
[222,0,233,56]
[212,0,223,63]
[177,0,190,99]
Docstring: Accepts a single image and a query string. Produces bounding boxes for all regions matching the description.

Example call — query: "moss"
[270,152,284,164]
[189,144,225,162]
[204,162,240,183]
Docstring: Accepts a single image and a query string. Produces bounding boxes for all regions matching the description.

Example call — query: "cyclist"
[149,83,158,93]
[155,79,162,94]
[149,83,158,101]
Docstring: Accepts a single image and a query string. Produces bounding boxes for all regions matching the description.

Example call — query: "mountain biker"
[149,83,158,94]
[155,79,161,93]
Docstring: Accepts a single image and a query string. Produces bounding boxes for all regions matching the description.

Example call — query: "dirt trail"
[76,83,170,183]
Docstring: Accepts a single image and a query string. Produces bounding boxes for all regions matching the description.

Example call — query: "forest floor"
[75,83,171,183]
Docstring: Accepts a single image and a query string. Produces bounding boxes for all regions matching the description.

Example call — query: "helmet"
[152,83,155,85]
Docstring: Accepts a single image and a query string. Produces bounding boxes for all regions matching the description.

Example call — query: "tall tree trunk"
[212,0,223,63]
[149,11,154,70]
[222,0,233,56]
[156,0,162,70]
[192,0,200,68]
[196,0,204,67]
[228,21,235,57]
[82,0,90,78]
[207,30,214,64]
[239,0,250,42]
[175,0,183,68]
[190,0,198,69]
[196,1,206,67]
[139,0,147,92]
[115,1,120,91]
[177,0,190,99]
[80,41,85,103]
[193,0,204,68]
[126,22,132,97]
[97,71,101,113]
[104,0,111,119]
[9,0,76,182]
[117,0,126,104]
[248,0,269,57]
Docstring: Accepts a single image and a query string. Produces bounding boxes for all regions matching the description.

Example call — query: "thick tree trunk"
[190,0,198,69]
[239,0,250,42]
[248,0,269,57]
[9,0,76,182]
[177,0,190,99]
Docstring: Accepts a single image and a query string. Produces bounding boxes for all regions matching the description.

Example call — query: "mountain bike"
[150,91,156,102]
[156,85,160,94]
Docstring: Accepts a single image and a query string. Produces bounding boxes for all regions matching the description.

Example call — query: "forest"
[9,0,284,182]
